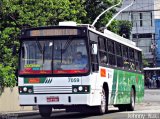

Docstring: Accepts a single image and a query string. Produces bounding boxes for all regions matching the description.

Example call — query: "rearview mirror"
[91,44,98,55]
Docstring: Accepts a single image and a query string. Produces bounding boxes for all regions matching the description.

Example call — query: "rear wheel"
[118,88,135,111]
[39,105,52,118]
[118,105,127,111]
[127,88,135,111]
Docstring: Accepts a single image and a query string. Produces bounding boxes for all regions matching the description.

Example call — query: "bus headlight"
[73,88,78,93]
[78,86,83,91]
[72,85,90,94]
[19,86,33,94]
[28,89,33,93]
[23,87,27,92]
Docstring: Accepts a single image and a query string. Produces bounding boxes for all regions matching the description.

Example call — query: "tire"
[95,88,108,115]
[127,88,135,111]
[39,105,52,118]
[118,105,127,111]
[118,88,135,111]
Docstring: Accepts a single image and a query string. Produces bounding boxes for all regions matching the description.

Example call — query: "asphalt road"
[2,89,160,119]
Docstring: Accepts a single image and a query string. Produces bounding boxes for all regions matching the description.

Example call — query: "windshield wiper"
[61,43,62,63]
[36,41,43,54]
[62,37,73,54]
[36,41,45,64]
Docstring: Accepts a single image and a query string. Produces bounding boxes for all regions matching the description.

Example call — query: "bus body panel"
[110,69,144,104]
[19,77,83,87]
[18,68,144,106]
[19,94,93,105]
[18,75,102,106]
[96,67,144,105]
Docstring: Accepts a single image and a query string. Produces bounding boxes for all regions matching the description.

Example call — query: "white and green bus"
[18,22,144,117]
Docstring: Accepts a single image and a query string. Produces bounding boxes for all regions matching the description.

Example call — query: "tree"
[83,0,121,32]
[117,20,132,39]
[0,0,86,88]
[0,0,123,89]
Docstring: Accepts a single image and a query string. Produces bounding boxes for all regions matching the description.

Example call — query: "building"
[116,0,160,67]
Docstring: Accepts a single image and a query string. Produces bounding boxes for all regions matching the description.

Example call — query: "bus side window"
[100,52,107,64]
[138,51,143,71]
[135,50,139,71]
[115,43,123,67]
[98,37,108,64]
[123,46,129,69]
[129,48,135,70]
[108,40,116,66]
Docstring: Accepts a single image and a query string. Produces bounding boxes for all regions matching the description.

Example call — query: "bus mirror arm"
[92,63,99,72]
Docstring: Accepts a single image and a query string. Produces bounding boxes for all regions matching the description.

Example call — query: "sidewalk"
[0,109,65,118]
[0,110,39,118]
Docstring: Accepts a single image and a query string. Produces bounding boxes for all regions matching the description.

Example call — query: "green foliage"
[0,63,17,94]
[117,20,132,39]
[0,0,86,88]
[0,0,122,88]
[1,0,86,27]
[83,0,121,30]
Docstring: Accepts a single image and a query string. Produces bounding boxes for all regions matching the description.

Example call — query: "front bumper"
[19,93,101,106]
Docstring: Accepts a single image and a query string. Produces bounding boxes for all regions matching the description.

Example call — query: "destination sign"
[29,29,80,36]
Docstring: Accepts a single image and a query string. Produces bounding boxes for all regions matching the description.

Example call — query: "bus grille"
[33,86,72,94]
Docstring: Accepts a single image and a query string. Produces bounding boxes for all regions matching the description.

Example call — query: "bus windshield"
[19,38,89,75]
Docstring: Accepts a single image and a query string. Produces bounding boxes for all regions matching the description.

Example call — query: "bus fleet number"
[68,78,80,83]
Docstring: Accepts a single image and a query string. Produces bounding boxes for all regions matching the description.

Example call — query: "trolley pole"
[91,0,122,27]
[105,0,135,29]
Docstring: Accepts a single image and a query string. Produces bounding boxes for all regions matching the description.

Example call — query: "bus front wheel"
[39,105,52,117]
[95,88,108,114]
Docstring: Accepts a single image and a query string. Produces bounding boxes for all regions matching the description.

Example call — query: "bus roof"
[21,21,141,51]
[87,27,142,51]
[143,67,160,70]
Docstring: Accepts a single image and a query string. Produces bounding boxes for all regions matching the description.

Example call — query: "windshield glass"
[20,40,53,74]
[19,38,89,75]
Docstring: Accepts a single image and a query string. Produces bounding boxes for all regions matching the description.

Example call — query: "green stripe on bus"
[110,69,144,105]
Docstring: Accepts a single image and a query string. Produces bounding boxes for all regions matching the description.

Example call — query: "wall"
[0,87,32,112]
[155,19,160,66]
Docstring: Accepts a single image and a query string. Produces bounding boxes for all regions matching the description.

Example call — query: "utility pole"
[136,22,139,47]
[151,34,157,67]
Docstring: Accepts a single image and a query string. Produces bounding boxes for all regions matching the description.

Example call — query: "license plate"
[47,96,59,102]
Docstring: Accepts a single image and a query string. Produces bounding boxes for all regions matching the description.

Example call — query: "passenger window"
[99,37,106,51]
[129,48,135,70]
[116,43,123,67]
[116,43,122,56]
[108,40,114,53]
[108,40,116,66]
[123,46,129,69]
[100,51,108,64]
